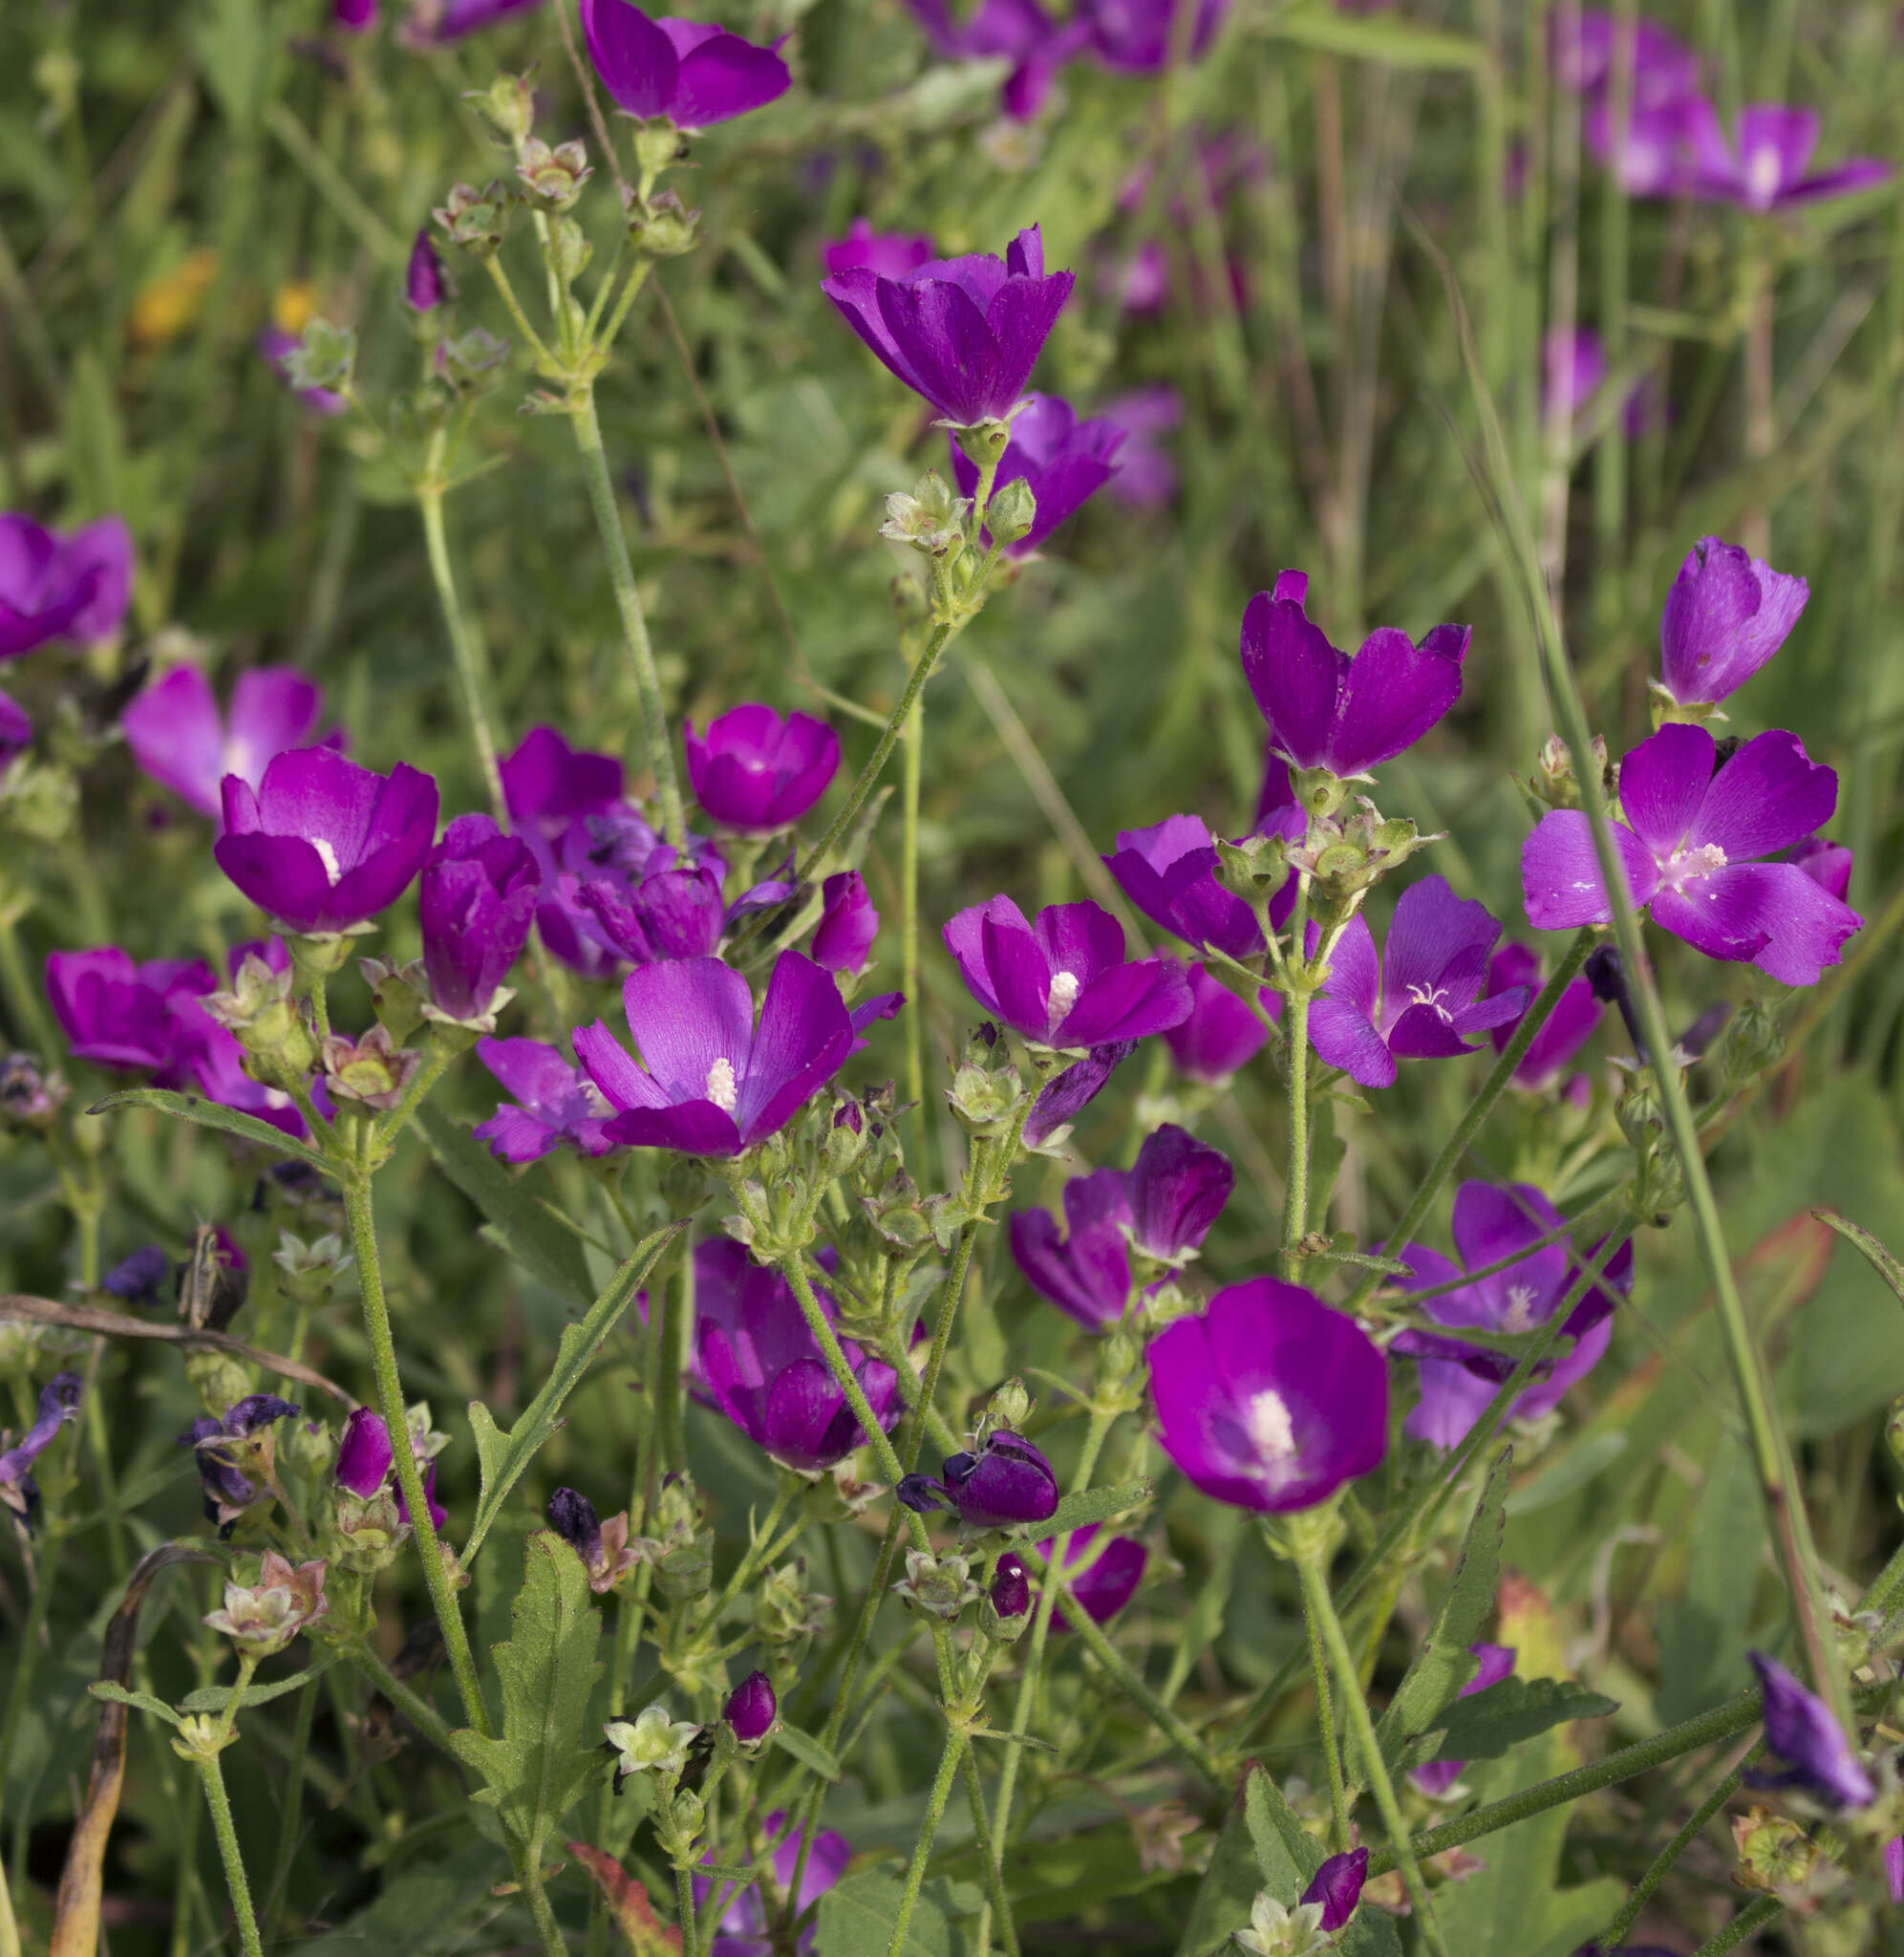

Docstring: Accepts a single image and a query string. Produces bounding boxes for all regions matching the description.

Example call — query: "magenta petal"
[601,1100,744,1153]
[226,669,325,785]
[1653,861,1859,986]
[1329,625,1467,777]
[122,668,225,816]
[1659,537,1809,705]
[1618,721,1714,858]
[620,957,756,1101]
[1239,590,1340,769]
[1689,729,1839,864]
[1521,811,1660,930]
[582,0,678,115]
[874,279,1003,426]
[1380,874,1499,1010]
[1309,994,1397,1086]
[737,951,854,1141]
[670,29,790,125]
[1317,910,1380,1020]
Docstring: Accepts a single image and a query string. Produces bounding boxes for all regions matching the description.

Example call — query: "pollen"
[1245,1388,1298,1464]
[311,838,344,885]
[1046,969,1081,1021]
[1501,1283,1540,1334]
[704,1057,738,1114]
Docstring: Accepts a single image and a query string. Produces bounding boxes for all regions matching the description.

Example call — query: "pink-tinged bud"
[722,1669,777,1744]
[404,229,450,313]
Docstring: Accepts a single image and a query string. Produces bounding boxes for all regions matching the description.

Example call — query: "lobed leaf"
[1429,1675,1618,1763]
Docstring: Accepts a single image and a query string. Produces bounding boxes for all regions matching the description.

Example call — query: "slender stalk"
[523,1865,569,1957]
[0,912,55,1061]
[1301,1563,1350,1851]
[1689,1896,1779,1957]
[1296,1549,1449,1954]
[418,472,507,824]
[1281,988,1312,1279]
[342,1172,490,1736]
[0,1527,61,1835]
[568,383,685,849]
[198,1753,266,1957]
[261,1673,320,1931]
[902,693,929,1174]
[887,1723,966,1957]
[1595,1739,1761,1950]
[346,1642,456,1753]
[675,1863,699,1957]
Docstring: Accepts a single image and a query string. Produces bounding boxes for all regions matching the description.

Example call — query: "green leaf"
[814,1869,973,1956]
[1044,1478,1153,1538]
[292,1844,511,1955]
[178,1659,334,1714]
[1372,1447,1510,1771]
[88,1087,332,1173]
[445,1531,604,1866]
[462,1222,685,1562]
[1173,1764,1271,1957]
[771,1722,842,1782]
[414,1102,596,1309]
[1262,0,1488,71]
[1657,1428,1762,1724]
[1243,1765,1314,1898]
[1813,1207,1904,1308]
[192,0,271,128]
[1429,1676,1617,1763]
[87,1681,182,1727]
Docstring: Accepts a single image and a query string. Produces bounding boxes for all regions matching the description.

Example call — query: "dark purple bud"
[0,1372,83,1530]
[896,1473,950,1514]
[942,1431,1059,1529]
[833,1099,863,1135]
[405,230,449,313]
[1584,943,1646,1058]
[722,1669,778,1743]
[548,1485,604,1568]
[1300,1847,1367,1931]
[1747,1650,1876,1810]
[1126,1123,1232,1263]
[418,813,539,1021]
[334,1407,396,1496]
[812,871,878,975]
[989,1551,1032,1621]
[102,1244,170,1309]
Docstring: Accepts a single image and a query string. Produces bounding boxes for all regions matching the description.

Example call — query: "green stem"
[523,1863,570,1957]
[374,1042,456,1151]
[675,1862,699,1957]
[959,1750,1019,1957]
[1301,1557,1350,1851]
[568,382,685,849]
[1595,1739,1761,1950]
[1295,1548,1449,1955]
[198,1752,266,1957]
[0,911,55,1062]
[419,473,508,824]
[1281,988,1312,1280]
[0,1528,61,1843]
[700,1481,798,1628]
[342,1173,491,1737]
[346,1642,456,1753]
[902,693,929,1176]
[262,1673,321,1932]
[481,255,558,373]
[1689,1896,1780,1957]
[887,1724,966,1957]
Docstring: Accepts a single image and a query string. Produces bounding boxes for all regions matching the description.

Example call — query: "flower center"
[1406,981,1454,1022]
[311,838,344,886]
[1501,1283,1540,1335]
[1661,841,1727,892]
[1745,144,1783,205]
[1046,969,1080,1022]
[1245,1388,1298,1468]
[704,1057,738,1115]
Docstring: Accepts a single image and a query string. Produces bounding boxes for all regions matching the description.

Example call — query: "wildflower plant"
[3,5,1903,1957]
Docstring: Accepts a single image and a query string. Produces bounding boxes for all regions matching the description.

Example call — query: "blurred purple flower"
[502,725,626,841]
[685,705,839,833]
[0,1373,82,1530]
[580,0,790,128]
[1309,876,1525,1089]
[900,0,1085,121]
[949,394,1123,556]
[420,814,539,1021]
[47,948,215,1076]
[824,226,1074,426]
[1410,1645,1518,1796]
[1748,1650,1876,1809]
[1553,9,1701,111]
[403,0,544,39]
[102,1243,171,1308]
[1543,328,1662,439]
[1100,386,1182,505]
[822,219,934,279]
[1689,102,1893,210]
[1040,1522,1146,1629]
[1242,570,1471,778]
[1077,0,1225,73]
[1147,1278,1387,1512]
[475,1041,620,1162]
[1523,723,1860,986]
[259,328,347,416]
[0,511,133,656]
[122,666,332,822]
[695,1810,849,1955]
[1486,943,1600,1090]
[405,231,450,312]
[1658,536,1808,708]
[1163,963,1277,1083]
[333,0,378,28]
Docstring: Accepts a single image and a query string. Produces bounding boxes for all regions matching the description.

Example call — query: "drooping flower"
[1041,1522,1146,1629]
[404,231,449,313]
[1389,1183,1618,1450]
[1689,102,1893,211]
[722,1670,778,1744]
[1301,1846,1370,1931]
[901,1430,1059,1528]
[807,871,877,977]
[0,512,133,657]
[1308,877,1526,1090]
[259,328,348,416]
[181,1393,300,1530]
[1163,963,1277,1084]
[216,748,439,935]
[1076,0,1225,72]
[943,896,1190,1049]
[948,394,1123,557]
[122,665,332,822]
[694,1811,850,1955]
[1486,943,1600,1090]
[473,1037,621,1162]
[580,0,790,129]
[1747,1650,1876,1809]
[1657,536,1809,710]
[822,220,934,280]
[1241,570,1471,779]
[684,705,840,834]
[1522,723,1861,987]
[1410,1645,1517,1796]
[1146,1279,1387,1512]
[694,1237,900,1470]
[418,814,539,1022]
[0,1373,82,1530]
[900,0,1085,121]
[547,1486,647,1594]
[576,953,866,1155]
[823,225,1075,427]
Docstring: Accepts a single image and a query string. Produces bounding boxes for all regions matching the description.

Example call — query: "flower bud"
[273,1230,353,1307]
[893,1547,978,1622]
[329,1487,409,1573]
[278,318,354,397]
[319,1026,422,1111]
[1731,1804,1821,1894]
[1717,997,1784,1089]
[462,72,535,142]
[753,1558,831,1645]
[629,189,700,259]
[283,1418,336,1477]
[207,954,317,1076]
[981,1551,1033,1640]
[184,1350,255,1420]
[1530,731,1611,811]
[436,327,511,392]
[987,1378,1032,1433]
[670,1788,706,1843]
[433,181,511,257]
[985,476,1037,547]
[358,957,428,1044]
[516,137,592,212]
[722,1669,777,1745]
[941,1431,1059,1529]
[404,231,450,315]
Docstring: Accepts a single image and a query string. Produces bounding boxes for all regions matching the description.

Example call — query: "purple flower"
[216,748,439,935]
[1690,102,1893,211]
[1100,386,1182,506]
[502,725,626,838]
[822,220,934,279]
[1787,834,1852,902]
[694,1237,900,1470]
[813,871,878,975]
[334,0,378,30]
[0,1373,82,1530]
[259,329,348,417]
[943,896,1191,1049]
[1309,877,1526,1090]
[576,953,862,1155]
[1522,723,1861,987]
[948,394,1123,557]
[580,0,790,130]
[1410,1644,1518,1796]
[405,231,449,313]
[180,1394,300,1529]
[404,1461,447,1531]
[990,1549,1033,1622]
[419,814,539,1021]
[684,705,839,834]
[1300,1846,1370,1931]
[1146,1278,1387,1512]
[0,689,29,774]
[122,665,332,823]
[1077,0,1225,73]
[403,0,544,41]
[102,1244,171,1308]
[900,0,1085,121]
[0,512,133,656]
[1390,1183,1615,1450]
[1487,943,1600,1090]
[1583,94,1706,196]
[1241,570,1471,778]
[1022,1038,1134,1148]
[1040,1522,1145,1629]
[931,1430,1060,1527]
[474,1037,621,1162]
[1748,1650,1876,1809]
[1658,536,1809,708]
[695,1811,849,1956]
[551,806,731,976]
[1543,328,1661,439]
[1888,1834,1904,1904]
[1553,9,1701,112]
[823,226,1074,427]
[1104,809,1298,959]
[47,947,215,1075]
[722,1670,777,1743]
[1125,1120,1232,1258]
[335,1406,396,1496]
[1163,963,1277,1083]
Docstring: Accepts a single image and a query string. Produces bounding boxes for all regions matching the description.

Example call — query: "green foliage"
[814,1870,976,1956]
[89,1086,331,1172]
[1044,1476,1153,1537]
[1429,1676,1619,1762]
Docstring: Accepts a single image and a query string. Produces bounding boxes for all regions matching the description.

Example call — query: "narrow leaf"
[1813,1208,1904,1308]
[566,1843,681,1955]
[179,1659,334,1713]
[1243,1765,1314,1898]
[1264,0,1488,71]
[1429,1676,1618,1763]
[1044,1478,1154,1538]
[772,1722,843,1782]
[461,1222,685,1561]
[88,1087,332,1173]
[87,1682,183,1727]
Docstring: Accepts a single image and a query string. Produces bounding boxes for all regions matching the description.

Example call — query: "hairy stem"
[1595,1739,1761,1950]
[887,1722,965,1957]
[418,474,507,824]
[198,1753,266,1957]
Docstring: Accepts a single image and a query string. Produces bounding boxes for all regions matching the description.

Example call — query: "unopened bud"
[985,476,1037,546]
[629,189,699,259]
[721,1669,777,1745]
[987,1378,1032,1431]
[893,1547,978,1622]
[434,181,511,257]
[462,71,535,143]
[516,137,592,212]
[980,1550,1033,1640]
[1717,997,1784,1089]
[184,1350,255,1420]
